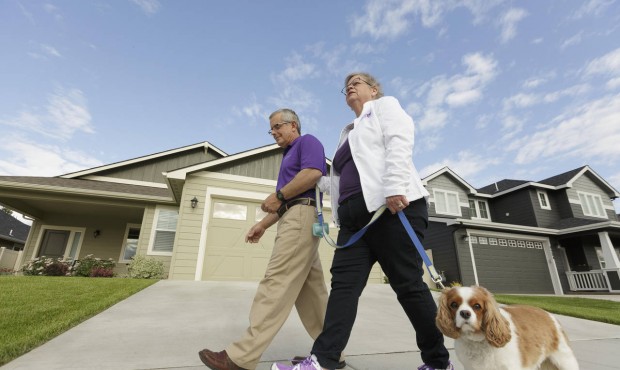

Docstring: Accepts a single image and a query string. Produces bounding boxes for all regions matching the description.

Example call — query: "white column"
[598,232,620,268]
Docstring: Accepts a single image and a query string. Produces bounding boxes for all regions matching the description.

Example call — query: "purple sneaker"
[417,361,454,370]
[271,355,322,370]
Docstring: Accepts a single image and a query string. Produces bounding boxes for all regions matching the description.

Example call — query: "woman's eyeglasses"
[341,78,372,95]
[268,121,292,135]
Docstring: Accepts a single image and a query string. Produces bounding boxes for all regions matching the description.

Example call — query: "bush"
[72,255,116,277]
[22,257,71,276]
[89,267,114,278]
[127,254,165,279]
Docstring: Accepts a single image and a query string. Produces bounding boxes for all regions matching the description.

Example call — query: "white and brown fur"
[436,286,579,370]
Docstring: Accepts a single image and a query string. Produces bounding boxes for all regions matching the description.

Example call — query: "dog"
[436,285,579,370]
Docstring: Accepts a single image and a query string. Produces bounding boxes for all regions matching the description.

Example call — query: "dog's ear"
[480,290,511,347]
[435,288,460,339]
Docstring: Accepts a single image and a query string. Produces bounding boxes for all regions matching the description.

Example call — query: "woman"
[271,73,453,370]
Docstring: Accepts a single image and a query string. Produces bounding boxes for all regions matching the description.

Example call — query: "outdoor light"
[462,235,469,242]
[93,229,101,238]
[190,196,199,209]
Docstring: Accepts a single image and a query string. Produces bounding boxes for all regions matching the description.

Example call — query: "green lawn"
[494,294,620,326]
[0,276,157,366]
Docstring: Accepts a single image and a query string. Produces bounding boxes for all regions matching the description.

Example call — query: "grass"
[493,294,620,326]
[0,276,157,366]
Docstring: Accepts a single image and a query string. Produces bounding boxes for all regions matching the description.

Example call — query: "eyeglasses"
[268,121,292,135]
[341,78,372,95]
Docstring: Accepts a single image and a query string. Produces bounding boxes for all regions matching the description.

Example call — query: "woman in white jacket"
[272,73,453,370]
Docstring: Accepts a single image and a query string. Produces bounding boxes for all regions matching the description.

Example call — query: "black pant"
[312,196,450,369]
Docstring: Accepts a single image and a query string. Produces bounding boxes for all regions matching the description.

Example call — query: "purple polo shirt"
[277,134,326,200]
[333,139,362,204]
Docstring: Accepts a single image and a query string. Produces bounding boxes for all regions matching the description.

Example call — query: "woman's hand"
[386,195,409,214]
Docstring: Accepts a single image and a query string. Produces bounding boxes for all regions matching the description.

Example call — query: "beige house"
[0,141,385,283]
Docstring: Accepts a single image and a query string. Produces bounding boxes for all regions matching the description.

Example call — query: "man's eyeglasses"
[268,121,292,135]
[341,78,372,95]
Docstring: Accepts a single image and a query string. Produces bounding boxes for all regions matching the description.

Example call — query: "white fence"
[566,270,609,291]
[0,247,23,272]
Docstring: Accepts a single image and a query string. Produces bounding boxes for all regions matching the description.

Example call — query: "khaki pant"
[227,204,328,369]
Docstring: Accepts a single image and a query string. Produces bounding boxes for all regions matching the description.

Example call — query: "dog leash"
[315,186,445,289]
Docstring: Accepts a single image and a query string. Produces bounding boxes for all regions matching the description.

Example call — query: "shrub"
[22,257,71,276]
[72,255,116,277]
[127,254,165,279]
[89,267,114,278]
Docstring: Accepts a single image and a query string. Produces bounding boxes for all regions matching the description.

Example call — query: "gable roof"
[476,165,620,198]
[422,167,478,194]
[0,211,30,243]
[60,141,227,179]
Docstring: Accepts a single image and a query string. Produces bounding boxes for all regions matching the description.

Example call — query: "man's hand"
[245,223,266,243]
[386,195,409,214]
[261,192,282,214]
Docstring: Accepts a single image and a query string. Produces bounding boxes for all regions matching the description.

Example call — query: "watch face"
[277,191,285,201]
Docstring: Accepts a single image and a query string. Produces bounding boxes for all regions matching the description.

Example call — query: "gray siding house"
[0,141,618,294]
[424,166,620,294]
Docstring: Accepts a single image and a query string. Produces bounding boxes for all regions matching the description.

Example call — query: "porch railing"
[566,270,609,291]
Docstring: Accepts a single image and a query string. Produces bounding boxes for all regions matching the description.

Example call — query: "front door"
[38,230,70,258]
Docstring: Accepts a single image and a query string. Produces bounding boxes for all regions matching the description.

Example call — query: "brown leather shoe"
[198,349,247,370]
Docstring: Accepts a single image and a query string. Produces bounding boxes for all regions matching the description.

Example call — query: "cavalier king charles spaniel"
[436,286,579,370]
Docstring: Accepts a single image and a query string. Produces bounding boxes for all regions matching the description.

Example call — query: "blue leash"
[315,187,445,288]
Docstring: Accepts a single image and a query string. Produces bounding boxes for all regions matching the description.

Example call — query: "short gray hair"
[269,108,301,134]
[344,72,384,99]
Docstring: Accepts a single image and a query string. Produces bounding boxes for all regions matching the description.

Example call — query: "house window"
[149,208,178,255]
[469,236,478,244]
[534,242,543,249]
[537,190,551,210]
[517,240,526,248]
[213,202,247,220]
[526,241,534,248]
[489,238,498,245]
[434,189,461,216]
[468,199,490,220]
[479,237,488,244]
[498,239,507,246]
[35,227,85,261]
[508,239,517,247]
[255,208,268,222]
[577,191,606,218]
[120,224,140,262]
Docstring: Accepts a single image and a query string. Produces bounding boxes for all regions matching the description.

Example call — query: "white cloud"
[350,0,504,40]
[560,31,584,49]
[419,150,501,179]
[607,77,620,90]
[571,0,616,19]
[508,93,620,164]
[273,53,318,83]
[584,47,620,76]
[414,52,497,130]
[498,7,527,43]
[130,0,160,15]
[503,84,589,110]
[0,88,94,140]
[41,44,61,57]
[0,137,102,176]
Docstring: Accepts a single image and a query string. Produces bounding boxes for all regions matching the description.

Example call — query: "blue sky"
[1,0,620,213]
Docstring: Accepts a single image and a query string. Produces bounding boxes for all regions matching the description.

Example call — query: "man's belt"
[277,198,317,218]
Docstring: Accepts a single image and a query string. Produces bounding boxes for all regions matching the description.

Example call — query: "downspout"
[466,229,479,285]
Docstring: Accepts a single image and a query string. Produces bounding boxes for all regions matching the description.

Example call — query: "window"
[508,239,517,247]
[434,189,461,216]
[120,224,140,262]
[498,239,508,246]
[517,240,526,248]
[150,208,178,255]
[213,202,247,220]
[468,199,490,220]
[537,190,551,210]
[479,237,488,244]
[255,208,268,222]
[595,246,620,269]
[526,241,534,249]
[577,192,606,218]
[489,238,498,245]
[469,236,478,244]
[534,242,543,249]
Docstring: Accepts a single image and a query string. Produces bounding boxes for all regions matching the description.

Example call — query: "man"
[198,108,329,370]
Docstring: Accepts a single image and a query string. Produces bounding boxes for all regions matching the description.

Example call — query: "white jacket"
[322,96,429,226]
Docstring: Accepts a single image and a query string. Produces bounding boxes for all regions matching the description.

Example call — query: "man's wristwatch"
[276,190,286,202]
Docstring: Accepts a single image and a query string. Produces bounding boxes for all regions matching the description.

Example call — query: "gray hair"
[344,72,384,99]
[269,108,301,134]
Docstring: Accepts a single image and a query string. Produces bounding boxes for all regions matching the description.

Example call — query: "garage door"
[202,197,344,282]
[472,235,554,294]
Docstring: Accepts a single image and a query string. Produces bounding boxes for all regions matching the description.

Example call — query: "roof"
[547,217,607,230]
[538,166,587,186]
[0,176,173,200]
[60,141,227,179]
[422,167,478,194]
[0,211,30,243]
[477,179,530,195]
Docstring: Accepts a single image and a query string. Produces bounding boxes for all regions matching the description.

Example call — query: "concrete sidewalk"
[2,280,620,370]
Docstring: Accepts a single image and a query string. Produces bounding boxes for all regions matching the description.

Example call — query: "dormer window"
[577,191,606,218]
[537,190,551,210]
[433,189,461,216]
[469,199,490,220]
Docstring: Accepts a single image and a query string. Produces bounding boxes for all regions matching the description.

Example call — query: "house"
[0,140,618,294]
[0,211,31,271]
[423,166,620,294]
